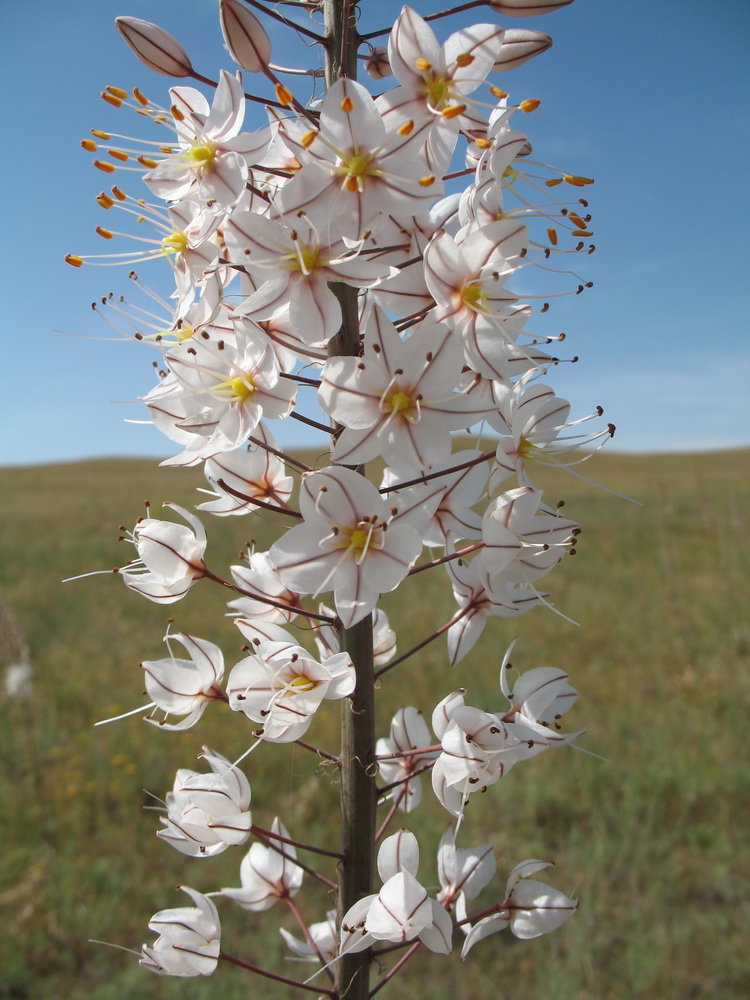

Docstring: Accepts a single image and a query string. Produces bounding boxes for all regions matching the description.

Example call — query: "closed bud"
[219,0,271,73]
[492,29,552,71]
[487,0,574,15]
[115,17,193,77]
[364,45,392,80]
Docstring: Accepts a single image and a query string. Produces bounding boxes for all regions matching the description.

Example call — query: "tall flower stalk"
[67,1,612,996]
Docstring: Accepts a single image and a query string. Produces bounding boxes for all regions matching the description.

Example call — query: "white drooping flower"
[226,622,355,742]
[140,886,221,977]
[461,858,578,956]
[280,909,338,965]
[157,748,252,857]
[499,641,582,750]
[313,605,397,667]
[479,486,580,587]
[222,817,304,911]
[197,424,294,515]
[436,826,496,924]
[340,830,454,956]
[142,631,225,730]
[118,502,207,604]
[228,550,301,625]
[376,707,437,813]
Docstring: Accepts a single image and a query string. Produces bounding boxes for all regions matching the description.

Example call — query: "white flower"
[320,307,494,470]
[228,550,301,625]
[118,503,206,603]
[140,886,220,977]
[225,209,393,344]
[340,831,453,956]
[313,605,397,666]
[280,910,338,964]
[163,321,296,458]
[479,486,579,586]
[378,5,506,163]
[436,827,496,920]
[489,377,615,491]
[275,77,439,240]
[197,424,294,515]
[143,631,224,730]
[144,69,270,209]
[376,707,437,813]
[269,466,424,628]
[461,859,578,956]
[499,642,582,750]
[445,555,544,665]
[226,623,354,742]
[158,749,252,857]
[222,818,303,911]
[432,701,543,816]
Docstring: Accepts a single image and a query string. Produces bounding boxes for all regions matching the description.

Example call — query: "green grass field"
[1,449,748,1000]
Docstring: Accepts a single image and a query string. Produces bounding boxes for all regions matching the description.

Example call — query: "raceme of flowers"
[68,0,604,988]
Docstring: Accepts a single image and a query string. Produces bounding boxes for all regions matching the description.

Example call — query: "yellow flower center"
[295,244,320,273]
[161,231,188,256]
[339,152,375,192]
[283,673,316,693]
[517,437,539,460]
[386,390,412,413]
[348,527,371,552]
[185,142,215,168]
[228,374,255,399]
[426,76,451,109]
[461,282,486,311]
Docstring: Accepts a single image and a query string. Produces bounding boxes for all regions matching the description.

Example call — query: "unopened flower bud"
[487,0,574,15]
[115,17,193,77]
[364,45,392,80]
[492,29,552,71]
[219,0,271,73]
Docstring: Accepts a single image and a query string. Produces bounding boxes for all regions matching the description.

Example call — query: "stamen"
[275,83,293,106]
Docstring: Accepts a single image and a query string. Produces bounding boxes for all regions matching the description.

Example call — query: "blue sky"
[2,0,748,466]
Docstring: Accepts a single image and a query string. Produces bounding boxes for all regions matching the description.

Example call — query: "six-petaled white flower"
[158,748,252,857]
[222,817,304,911]
[269,466,425,628]
[140,885,221,977]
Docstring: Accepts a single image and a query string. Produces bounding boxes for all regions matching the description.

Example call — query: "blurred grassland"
[1,448,749,1000]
